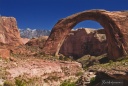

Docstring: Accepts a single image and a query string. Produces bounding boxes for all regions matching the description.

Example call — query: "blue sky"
[0,0,128,30]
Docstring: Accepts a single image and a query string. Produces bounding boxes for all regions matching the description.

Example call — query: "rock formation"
[21,38,30,44]
[25,29,107,59]
[26,36,48,48]
[0,16,23,46]
[59,28,107,59]
[42,10,128,60]
[0,49,10,59]
[87,58,128,86]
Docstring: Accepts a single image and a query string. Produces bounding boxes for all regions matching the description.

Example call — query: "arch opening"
[73,20,103,29]
[42,10,128,60]
[59,20,107,59]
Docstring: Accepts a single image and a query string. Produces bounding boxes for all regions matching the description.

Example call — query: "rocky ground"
[0,56,83,86]
[76,54,128,86]
[0,37,127,86]
[1,50,128,86]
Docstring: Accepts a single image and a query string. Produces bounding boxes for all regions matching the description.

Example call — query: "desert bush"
[15,78,27,86]
[76,54,107,69]
[4,81,14,86]
[75,71,83,76]
[89,77,96,86]
[60,80,76,86]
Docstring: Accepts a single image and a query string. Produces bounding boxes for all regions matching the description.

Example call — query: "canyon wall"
[0,16,23,46]
[59,28,107,58]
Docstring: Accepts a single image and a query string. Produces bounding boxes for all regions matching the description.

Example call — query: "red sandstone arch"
[42,10,128,60]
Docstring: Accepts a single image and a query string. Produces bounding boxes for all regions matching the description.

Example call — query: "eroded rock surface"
[0,49,10,59]
[42,10,128,60]
[26,36,48,47]
[21,38,30,44]
[0,16,23,46]
[25,36,48,52]
[59,28,107,58]
[0,58,83,86]
[87,58,128,86]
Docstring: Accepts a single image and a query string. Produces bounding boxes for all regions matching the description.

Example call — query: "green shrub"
[44,76,60,82]
[89,77,96,86]
[60,80,76,86]
[15,78,27,86]
[75,71,83,76]
[4,81,14,86]
[109,60,113,64]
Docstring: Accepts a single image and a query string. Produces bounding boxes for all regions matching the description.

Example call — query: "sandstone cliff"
[0,16,23,46]
[59,28,107,59]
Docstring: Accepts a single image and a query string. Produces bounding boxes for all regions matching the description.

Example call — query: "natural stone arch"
[42,10,128,60]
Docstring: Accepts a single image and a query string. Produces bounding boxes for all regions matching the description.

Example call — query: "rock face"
[76,72,96,86]
[0,16,23,46]
[87,58,128,86]
[0,49,10,59]
[42,10,128,60]
[59,28,107,58]
[21,38,30,44]
[26,36,48,48]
